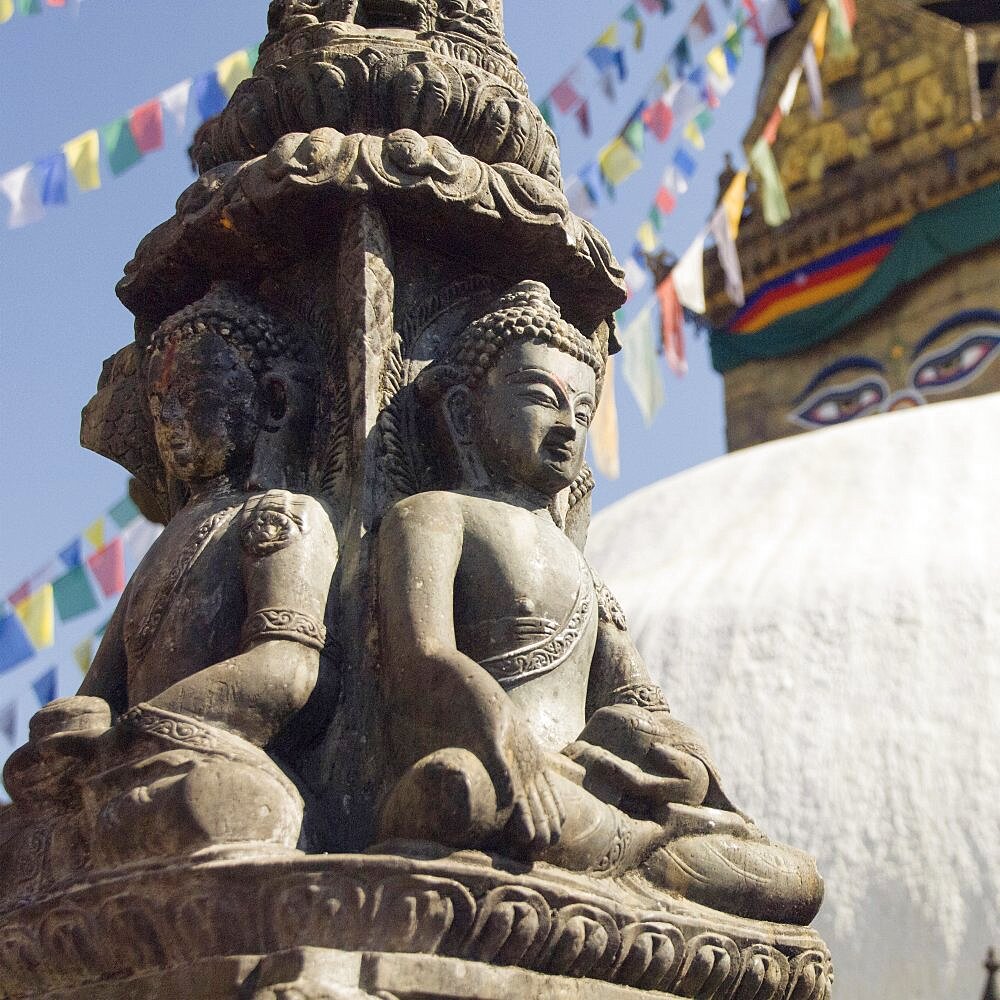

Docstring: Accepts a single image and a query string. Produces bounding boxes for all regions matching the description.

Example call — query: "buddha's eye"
[790,378,887,429]
[520,388,559,409]
[911,333,1000,393]
[575,405,594,427]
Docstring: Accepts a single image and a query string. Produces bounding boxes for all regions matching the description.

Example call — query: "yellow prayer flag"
[683,120,705,151]
[63,130,101,192]
[84,518,105,550]
[73,637,93,674]
[811,6,830,65]
[0,0,14,24]
[589,355,620,480]
[636,220,658,254]
[216,50,253,98]
[596,25,618,48]
[15,584,55,652]
[706,46,729,84]
[721,169,748,240]
[598,137,641,188]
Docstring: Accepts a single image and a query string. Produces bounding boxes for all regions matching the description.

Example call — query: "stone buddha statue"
[375,281,823,924]
[2,285,339,881]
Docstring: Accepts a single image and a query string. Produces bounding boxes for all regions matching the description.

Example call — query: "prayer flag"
[669,36,692,77]
[0,0,13,23]
[826,0,855,56]
[0,164,45,229]
[579,161,605,206]
[84,518,105,550]
[742,0,766,44]
[52,565,99,621]
[59,539,82,569]
[706,46,733,95]
[598,137,641,188]
[0,703,15,744]
[588,42,626,83]
[623,254,649,298]
[129,99,165,154]
[32,668,57,707]
[724,21,744,64]
[73,637,93,673]
[695,107,714,133]
[551,74,582,113]
[749,136,791,225]
[121,518,162,566]
[637,220,658,253]
[18,0,41,13]
[648,205,663,231]
[193,71,228,121]
[684,119,705,150]
[7,581,31,607]
[710,204,745,306]
[655,185,677,214]
[589,355,620,480]
[662,165,689,197]
[803,40,824,117]
[575,100,591,137]
[63,130,100,192]
[689,3,715,44]
[34,153,67,206]
[665,80,702,126]
[656,276,687,376]
[757,0,793,39]
[87,538,125,598]
[639,0,665,10]
[15,584,54,652]
[247,43,261,71]
[642,98,674,141]
[538,99,554,128]
[622,5,644,49]
[109,494,140,529]
[623,112,646,154]
[811,6,829,64]
[672,146,697,180]
[565,176,596,219]
[160,79,193,134]
[0,613,34,674]
[778,64,803,116]
[102,116,143,176]
[96,617,110,639]
[721,169,748,239]
[673,230,707,314]
[216,49,252,99]
[621,303,665,425]
[762,105,783,144]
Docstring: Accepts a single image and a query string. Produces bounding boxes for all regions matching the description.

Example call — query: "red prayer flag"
[656,276,687,376]
[551,76,581,113]
[46,0,66,6]
[842,0,857,28]
[639,0,662,11]
[6,581,31,607]
[742,0,767,44]
[762,106,783,145]
[655,185,677,214]
[87,538,125,598]
[575,100,592,137]
[641,98,674,141]
[129,99,165,155]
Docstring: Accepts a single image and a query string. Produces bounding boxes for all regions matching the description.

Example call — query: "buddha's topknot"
[149,284,316,379]
[417,281,604,402]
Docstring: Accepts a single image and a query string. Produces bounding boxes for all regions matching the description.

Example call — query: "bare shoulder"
[381,490,467,535]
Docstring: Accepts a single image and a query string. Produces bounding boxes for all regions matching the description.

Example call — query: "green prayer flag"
[695,108,714,133]
[247,43,261,70]
[538,99,554,128]
[648,205,662,231]
[623,118,645,155]
[725,24,744,62]
[18,0,41,13]
[109,494,140,529]
[102,117,143,177]
[95,617,111,639]
[749,138,790,227]
[52,566,99,622]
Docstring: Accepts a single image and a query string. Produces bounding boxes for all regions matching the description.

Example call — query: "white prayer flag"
[0,164,45,230]
[160,79,193,134]
[710,205,745,307]
[778,64,804,116]
[621,302,666,426]
[673,230,707,314]
[803,41,824,117]
[758,0,794,39]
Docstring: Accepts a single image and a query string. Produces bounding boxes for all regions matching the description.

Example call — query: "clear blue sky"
[0,0,765,589]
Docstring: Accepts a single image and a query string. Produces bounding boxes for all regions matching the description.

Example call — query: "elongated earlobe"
[444,386,473,444]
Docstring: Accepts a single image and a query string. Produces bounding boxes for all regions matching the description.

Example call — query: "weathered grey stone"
[0,1,831,997]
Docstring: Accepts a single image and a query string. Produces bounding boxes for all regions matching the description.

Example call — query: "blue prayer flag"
[0,614,34,675]
[35,153,68,206]
[673,147,698,179]
[32,667,57,707]
[192,71,228,122]
[59,539,82,569]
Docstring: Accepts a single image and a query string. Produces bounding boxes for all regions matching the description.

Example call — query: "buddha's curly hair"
[148,283,317,380]
[415,280,604,403]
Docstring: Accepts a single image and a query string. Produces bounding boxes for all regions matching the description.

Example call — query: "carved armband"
[241,491,309,557]
[610,682,671,714]
[241,609,327,652]
[591,569,628,632]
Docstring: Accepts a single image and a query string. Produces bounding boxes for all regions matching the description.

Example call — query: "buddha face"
[461,340,597,498]
[147,332,259,485]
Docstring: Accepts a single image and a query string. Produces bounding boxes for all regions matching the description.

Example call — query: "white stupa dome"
[587,394,1000,1000]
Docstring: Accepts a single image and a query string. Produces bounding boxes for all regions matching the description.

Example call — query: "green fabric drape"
[711,180,1000,373]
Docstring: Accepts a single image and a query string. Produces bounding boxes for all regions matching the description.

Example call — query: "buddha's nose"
[888,394,922,412]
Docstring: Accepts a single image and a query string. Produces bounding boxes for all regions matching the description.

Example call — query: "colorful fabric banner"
[192,70,228,121]
[656,276,687,376]
[217,49,253,98]
[35,152,67,206]
[721,169,748,239]
[109,495,141,529]
[102,116,143,176]
[620,303,666,425]
[0,613,34,674]
[87,538,125,598]
[73,637,93,674]
[63,130,100,192]
[15,584,54,652]
[749,137,790,226]
[83,518,105,551]
[0,0,13,23]
[58,539,82,569]
[598,137,642,188]
[641,97,674,141]
[802,38,823,116]
[160,79,193,134]
[673,230,707,314]
[32,667,57,707]
[129,99,165,154]
[589,355,621,479]
[710,203,746,306]
[52,565,99,621]
[683,118,705,150]
[757,0,794,39]
[826,0,855,57]
[688,2,715,44]
[0,163,45,228]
